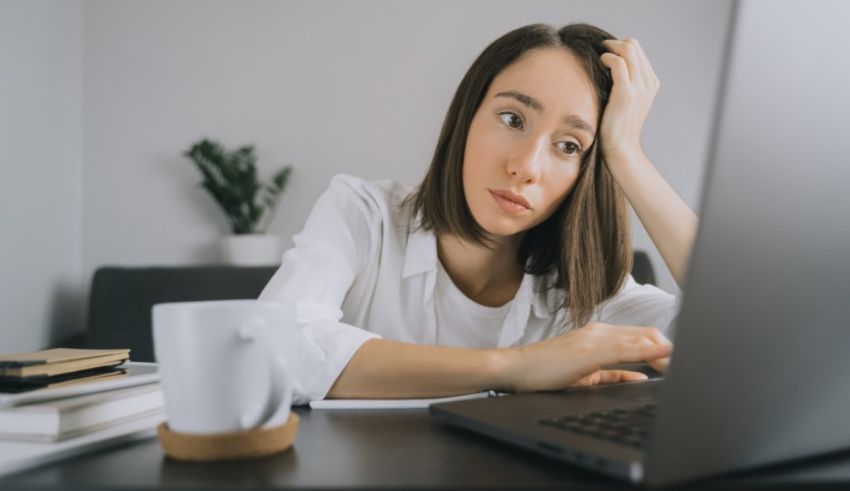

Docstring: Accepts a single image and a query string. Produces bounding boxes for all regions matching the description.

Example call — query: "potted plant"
[184,138,293,266]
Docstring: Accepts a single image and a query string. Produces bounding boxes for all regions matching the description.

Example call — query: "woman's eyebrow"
[496,90,544,112]
[494,90,594,136]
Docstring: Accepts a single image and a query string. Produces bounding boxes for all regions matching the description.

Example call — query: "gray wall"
[82,0,731,294]
[2,0,731,350]
[0,0,84,352]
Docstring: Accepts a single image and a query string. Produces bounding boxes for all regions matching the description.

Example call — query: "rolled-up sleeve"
[259,175,382,404]
[595,275,679,340]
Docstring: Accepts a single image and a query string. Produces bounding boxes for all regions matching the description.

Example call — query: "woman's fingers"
[571,369,648,388]
[623,38,657,88]
[601,38,659,89]
[643,326,673,349]
[585,323,672,366]
[601,39,641,84]
[509,323,673,393]
[647,356,670,373]
[599,52,630,89]
[624,338,672,364]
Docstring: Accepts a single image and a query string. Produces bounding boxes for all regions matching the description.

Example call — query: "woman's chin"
[477,216,529,238]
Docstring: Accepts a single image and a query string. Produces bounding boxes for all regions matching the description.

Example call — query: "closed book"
[0,348,130,379]
[0,366,127,393]
[0,410,165,477]
[0,383,164,442]
[0,362,159,408]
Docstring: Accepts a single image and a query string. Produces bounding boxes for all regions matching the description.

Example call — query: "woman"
[260,23,697,403]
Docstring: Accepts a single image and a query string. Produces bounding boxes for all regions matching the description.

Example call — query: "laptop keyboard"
[538,403,657,449]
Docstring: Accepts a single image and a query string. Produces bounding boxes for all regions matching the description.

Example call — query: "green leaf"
[183,139,294,233]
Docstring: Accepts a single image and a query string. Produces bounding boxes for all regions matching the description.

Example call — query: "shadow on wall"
[48,280,86,349]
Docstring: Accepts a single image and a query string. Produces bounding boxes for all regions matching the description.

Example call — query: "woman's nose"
[506,138,544,183]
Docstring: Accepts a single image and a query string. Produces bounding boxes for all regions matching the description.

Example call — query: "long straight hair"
[406,23,632,329]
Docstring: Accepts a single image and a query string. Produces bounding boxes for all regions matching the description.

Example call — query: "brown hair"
[405,23,632,329]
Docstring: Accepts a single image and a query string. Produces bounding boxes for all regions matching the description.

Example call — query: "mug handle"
[262,353,294,428]
[237,318,294,430]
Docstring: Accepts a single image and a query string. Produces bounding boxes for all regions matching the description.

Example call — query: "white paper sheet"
[308,391,496,410]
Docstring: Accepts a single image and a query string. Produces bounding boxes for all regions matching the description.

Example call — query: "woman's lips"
[488,189,531,214]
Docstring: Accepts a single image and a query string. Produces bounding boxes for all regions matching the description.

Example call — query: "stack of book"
[0,348,129,392]
[0,348,164,443]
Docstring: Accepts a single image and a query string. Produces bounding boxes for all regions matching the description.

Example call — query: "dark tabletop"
[3,406,850,490]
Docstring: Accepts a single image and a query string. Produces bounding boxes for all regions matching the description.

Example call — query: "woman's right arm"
[328,323,672,398]
[266,175,672,402]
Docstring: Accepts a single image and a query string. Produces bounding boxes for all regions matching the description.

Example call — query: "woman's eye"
[558,141,582,156]
[498,112,524,129]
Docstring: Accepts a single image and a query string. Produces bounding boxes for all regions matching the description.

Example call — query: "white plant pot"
[221,234,283,266]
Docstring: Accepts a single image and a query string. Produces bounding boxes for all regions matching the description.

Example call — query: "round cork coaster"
[157,412,299,462]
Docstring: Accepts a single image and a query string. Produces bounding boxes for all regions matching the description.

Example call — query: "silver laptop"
[429,0,850,486]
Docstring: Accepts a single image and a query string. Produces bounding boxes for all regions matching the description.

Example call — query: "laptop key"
[539,403,657,449]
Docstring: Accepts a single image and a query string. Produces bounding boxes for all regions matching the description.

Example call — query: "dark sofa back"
[85,252,656,362]
[85,266,277,361]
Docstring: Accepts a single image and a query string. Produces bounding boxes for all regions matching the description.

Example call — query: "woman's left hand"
[598,38,660,164]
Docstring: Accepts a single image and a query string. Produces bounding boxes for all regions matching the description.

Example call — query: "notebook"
[0,362,159,408]
[0,411,164,477]
[0,383,164,442]
[0,348,130,379]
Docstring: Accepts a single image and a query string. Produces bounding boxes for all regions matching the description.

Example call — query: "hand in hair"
[597,37,698,289]
[502,322,672,392]
[597,38,661,163]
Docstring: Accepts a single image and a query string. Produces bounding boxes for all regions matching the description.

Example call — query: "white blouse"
[259,174,677,404]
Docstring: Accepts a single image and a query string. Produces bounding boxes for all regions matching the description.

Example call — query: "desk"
[2,406,850,490]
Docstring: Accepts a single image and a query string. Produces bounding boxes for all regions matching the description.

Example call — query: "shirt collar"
[401,223,436,279]
[519,273,555,319]
[530,274,557,319]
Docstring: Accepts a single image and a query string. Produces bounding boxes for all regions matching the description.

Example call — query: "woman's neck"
[436,232,525,307]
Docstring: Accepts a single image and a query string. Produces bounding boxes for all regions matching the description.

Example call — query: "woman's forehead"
[487,48,598,119]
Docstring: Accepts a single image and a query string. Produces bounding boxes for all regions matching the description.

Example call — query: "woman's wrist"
[603,148,663,204]
[603,146,649,177]
[487,347,523,393]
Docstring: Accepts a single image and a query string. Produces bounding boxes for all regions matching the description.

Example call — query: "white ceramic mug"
[152,300,295,435]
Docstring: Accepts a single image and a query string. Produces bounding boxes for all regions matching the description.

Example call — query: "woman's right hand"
[500,322,672,393]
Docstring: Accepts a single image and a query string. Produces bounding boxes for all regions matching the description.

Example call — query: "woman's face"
[462,47,598,238]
